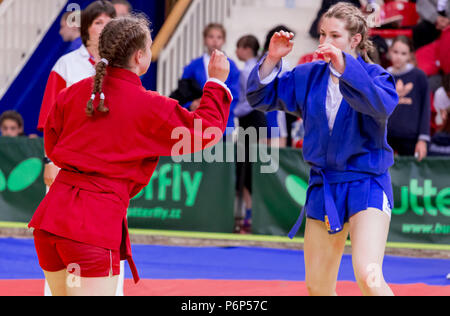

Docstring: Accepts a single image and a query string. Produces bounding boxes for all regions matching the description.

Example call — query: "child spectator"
[387,36,431,161]
[181,23,240,138]
[0,110,24,137]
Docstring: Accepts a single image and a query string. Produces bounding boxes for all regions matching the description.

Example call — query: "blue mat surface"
[1,238,449,286]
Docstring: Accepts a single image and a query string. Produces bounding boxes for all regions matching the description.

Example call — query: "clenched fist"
[208,49,230,83]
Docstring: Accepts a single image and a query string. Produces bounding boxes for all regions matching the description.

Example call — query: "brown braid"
[85,14,151,116]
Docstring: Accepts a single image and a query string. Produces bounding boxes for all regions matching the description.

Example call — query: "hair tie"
[90,94,96,100]
[100,58,109,65]
[100,93,105,100]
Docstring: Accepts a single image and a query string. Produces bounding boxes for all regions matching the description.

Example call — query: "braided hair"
[324,2,375,64]
[86,14,151,116]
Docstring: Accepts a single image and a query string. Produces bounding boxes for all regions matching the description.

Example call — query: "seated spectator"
[434,74,450,126]
[387,36,431,161]
[413,0,450,49]
[429,107,450,156]
[0,110,25,137]
[59,10,82,54]
[110,0,133,17]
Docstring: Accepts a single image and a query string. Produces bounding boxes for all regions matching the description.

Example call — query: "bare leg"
[115,261,125,296]
[66,275,119,296]
[349,208,394,296]
[304,218,349,296]
[44,280,52,296]
[43,270,67,296]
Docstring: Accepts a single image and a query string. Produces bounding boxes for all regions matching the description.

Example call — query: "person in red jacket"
[29,15,232,296]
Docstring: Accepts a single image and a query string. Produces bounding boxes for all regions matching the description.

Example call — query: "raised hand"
[316,43,346,75]
[208,49,230,83]
[267,31,295,63]
[260,31,295,80]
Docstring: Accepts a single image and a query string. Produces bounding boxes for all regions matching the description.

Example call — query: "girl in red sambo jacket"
[28,15,232,296]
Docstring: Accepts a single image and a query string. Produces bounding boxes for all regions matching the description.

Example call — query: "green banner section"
[0,138,449,244]
[0,137,46,223]
[0,138,236,233]
[252,147,450,245]
[128,155,236,233]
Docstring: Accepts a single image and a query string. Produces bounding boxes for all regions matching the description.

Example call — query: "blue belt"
[288,168,373,238]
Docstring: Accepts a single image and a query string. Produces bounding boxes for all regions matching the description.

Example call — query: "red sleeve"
[44,90,66,161]
[147,81,232,156]
[37,71,67,132]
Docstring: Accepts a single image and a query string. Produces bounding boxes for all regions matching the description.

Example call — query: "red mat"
[0,280,449,296]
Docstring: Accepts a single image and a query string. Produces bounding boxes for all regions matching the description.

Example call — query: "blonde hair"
[324,2,374,63]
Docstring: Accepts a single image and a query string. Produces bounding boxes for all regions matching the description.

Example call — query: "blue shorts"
[306,177,392,226]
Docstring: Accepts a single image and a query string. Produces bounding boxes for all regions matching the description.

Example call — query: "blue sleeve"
[418,70,431,139]
[246,57,305,118]
[339,53,399,121]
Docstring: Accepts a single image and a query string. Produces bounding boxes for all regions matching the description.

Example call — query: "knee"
[353,261,385,290]
[305,279,336,296]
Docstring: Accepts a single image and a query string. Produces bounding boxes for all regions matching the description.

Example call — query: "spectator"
[110,0,133,17]
[59,11,82,53]
[234,35,268,233]
[181,23,240,138]
[387,36,431,161]
[429,107,450,156]
[434,74,450,126]
[0,110,24,137]
[413,0,450,49]
[39,1,117,133]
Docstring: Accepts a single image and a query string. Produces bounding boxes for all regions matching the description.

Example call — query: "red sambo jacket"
[29,67,232,283]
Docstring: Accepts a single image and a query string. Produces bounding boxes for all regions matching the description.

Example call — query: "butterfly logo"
[396,79,413,105]
[0,158,43,193]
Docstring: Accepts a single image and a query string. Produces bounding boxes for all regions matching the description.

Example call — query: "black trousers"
[388,136,418,156]
[236,111,268,194]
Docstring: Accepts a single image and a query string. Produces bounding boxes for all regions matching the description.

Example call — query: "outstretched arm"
[247,31,305,117]
[148,50,233,156]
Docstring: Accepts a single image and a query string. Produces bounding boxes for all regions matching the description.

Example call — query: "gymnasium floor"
[0,236,449,296]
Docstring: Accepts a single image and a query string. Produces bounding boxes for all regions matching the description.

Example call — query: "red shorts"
[33,229,121,278]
